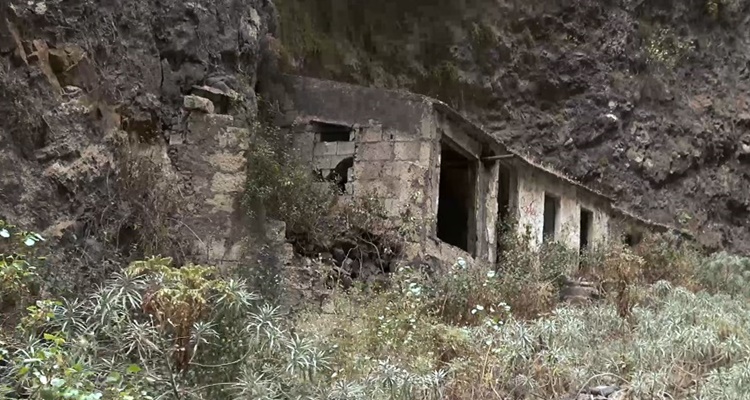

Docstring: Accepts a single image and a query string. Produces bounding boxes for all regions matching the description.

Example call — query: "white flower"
[24,237,35,247]
[486,270,496,278]
[408,283,422,296]
[472,304,485,315]
[456,258,467,269]
[0,229,9,238]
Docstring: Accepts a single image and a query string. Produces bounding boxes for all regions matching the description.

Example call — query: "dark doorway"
[498,165,512,224]
[624,231,643,247]
[437,141,476,253]
[542,194,560,242]
[580,208,593,253]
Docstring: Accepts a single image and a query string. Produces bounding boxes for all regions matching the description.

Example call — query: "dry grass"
[7,215,750,399]
[291,231,750,399]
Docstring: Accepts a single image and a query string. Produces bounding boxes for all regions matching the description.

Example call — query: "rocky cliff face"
[3,0,750,291]
[277,0,750,253]
[0,0,277,291]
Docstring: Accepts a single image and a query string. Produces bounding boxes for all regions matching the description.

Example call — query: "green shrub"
[243,122,337,241]
[635,232,701,287]
[697,251,750,298]
[2,255,452,400]
[496,228,575,318]
[0,220,44,312]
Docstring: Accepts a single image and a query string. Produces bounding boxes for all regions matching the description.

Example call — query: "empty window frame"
[310,121,353,142]
[580,207,594,252]
[497,165,513,225]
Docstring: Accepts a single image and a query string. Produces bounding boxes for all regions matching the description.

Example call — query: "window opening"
[497,165,512,224]
[311,121,352,142]
[580,208,593,253]
[624,231,642,247]
[542,194,560,242]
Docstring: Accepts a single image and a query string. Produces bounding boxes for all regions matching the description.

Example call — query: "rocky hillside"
[2,0,750,269]
[0,0,277,290]
[275,0,750,253]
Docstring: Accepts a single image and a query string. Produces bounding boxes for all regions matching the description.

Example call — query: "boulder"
[183,95,215,114]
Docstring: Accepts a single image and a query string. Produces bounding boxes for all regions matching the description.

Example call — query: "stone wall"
[171,107,250,269]
[174,93,295,274]
[283,76,439,246]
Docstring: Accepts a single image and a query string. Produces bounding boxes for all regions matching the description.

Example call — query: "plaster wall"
[512,163,610,251]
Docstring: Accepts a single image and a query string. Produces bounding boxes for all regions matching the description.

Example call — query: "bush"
[9,211,750,399]
[496,229,575,318]
[634,232,701,287]
[243,122,337,242]
[1,255,453,400]
[697,251,750,298]
[0,220,44,313]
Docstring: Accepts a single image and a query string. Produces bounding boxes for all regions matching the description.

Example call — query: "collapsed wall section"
[281,76,438,245]
[170,102,266,270]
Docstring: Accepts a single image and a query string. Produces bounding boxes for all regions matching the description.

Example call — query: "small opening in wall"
[624,231,642,247]
[310,121,352,142]
[543,193,560,242]
[437,141,477,253]
[327,157,354,194]
[497,165,513,224]
[580,208,593,253]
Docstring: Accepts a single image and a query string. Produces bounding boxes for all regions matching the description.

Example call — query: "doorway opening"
[437,140,477,253]
[542,193,560,242]
[580,208,593,253]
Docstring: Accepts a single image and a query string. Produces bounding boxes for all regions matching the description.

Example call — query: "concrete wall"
[511,161,610,251]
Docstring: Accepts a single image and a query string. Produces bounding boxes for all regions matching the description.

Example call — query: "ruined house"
[277,75,688,266]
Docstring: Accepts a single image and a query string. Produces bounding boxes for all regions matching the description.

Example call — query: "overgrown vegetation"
[243,120,337,241]
[242,116,407,268]
[7,209,750,399]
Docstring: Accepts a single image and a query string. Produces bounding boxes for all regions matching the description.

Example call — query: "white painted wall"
[512,165,610,251]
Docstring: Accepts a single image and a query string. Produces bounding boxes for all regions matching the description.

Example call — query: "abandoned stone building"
[275,75,686,266]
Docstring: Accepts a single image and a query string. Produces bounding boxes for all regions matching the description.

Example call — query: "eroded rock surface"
[0,0,277,291]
